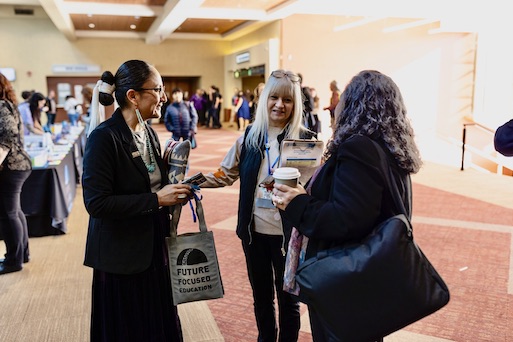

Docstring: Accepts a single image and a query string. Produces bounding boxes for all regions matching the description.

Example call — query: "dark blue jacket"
[165,102,192,139]
[236,127,314,245]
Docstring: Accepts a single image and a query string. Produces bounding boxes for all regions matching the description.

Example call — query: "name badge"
[256,198,276,209]
[256,187,275,208]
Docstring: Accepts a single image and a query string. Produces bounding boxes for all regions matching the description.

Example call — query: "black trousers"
[0,169,31,266]
[242,232,301,342]
[207,108,221,128]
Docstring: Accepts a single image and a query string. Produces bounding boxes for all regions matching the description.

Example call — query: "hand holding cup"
[272,167,306,209]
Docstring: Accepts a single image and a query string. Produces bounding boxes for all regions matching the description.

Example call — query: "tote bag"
[295,140,450,341]
[167,197,224,305]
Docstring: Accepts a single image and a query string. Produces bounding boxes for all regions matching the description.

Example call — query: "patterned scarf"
[283,164,324,295]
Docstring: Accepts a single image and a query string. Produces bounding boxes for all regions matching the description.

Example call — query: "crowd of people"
[1,59,435,341]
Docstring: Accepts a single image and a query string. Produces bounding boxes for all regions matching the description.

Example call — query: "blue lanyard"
[265,134,280,175]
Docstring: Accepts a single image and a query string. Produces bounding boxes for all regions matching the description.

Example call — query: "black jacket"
[82,109,168,274]
[283,134,410,260]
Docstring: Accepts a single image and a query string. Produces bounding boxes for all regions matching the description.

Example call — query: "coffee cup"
[273,167,301,188]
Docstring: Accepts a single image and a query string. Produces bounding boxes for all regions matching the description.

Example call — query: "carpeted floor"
[0,123,512,341]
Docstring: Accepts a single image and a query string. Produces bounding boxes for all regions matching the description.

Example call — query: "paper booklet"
[280,139,324,184]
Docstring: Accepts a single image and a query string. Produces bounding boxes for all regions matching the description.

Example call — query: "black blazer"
[82,109,168,274]
[284,135,410,260]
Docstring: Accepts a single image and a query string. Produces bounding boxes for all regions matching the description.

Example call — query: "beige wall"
[0,17,229,102]
[281,14,476,163]
[3,13,507,167]
[222,22,281,109]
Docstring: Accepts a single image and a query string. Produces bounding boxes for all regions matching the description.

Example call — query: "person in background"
[0,73,32,275]
[234,90,251,132]
[207,85,222,129]
[248,92,256,123]
[82,59,192,341]
[44,90,57,128]
[323,80,341,129]
[164,87,198,142]
[272,70,422,341]
[252,82,265,122]
[18,92,45,135]
[190,88,207,127]
[64,94,80,126]
[229,87,240,128]
[298,73,317,138]
[200,70,313,342]
[80,86,93,133]
[310,87,321,135]
[20,90,33,103]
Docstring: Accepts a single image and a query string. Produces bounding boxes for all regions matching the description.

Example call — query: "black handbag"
[295,140,450,342]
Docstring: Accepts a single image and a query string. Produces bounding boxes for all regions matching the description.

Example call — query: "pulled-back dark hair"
[99,60,153,108]
[326,70,422,173]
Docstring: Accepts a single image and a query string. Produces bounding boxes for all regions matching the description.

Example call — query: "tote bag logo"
[172,243,222,300]
[177,248,207,265]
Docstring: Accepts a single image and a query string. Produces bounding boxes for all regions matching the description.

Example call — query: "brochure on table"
[24,124,84,168]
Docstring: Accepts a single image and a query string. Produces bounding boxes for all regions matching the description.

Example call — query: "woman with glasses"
[82,60,192,341]
[201,70,314,341]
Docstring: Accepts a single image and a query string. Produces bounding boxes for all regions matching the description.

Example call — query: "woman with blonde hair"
[201,70,313,341]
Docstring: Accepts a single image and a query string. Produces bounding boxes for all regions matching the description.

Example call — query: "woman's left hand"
[272,183,306,210]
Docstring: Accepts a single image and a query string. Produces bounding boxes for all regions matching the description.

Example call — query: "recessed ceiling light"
[130,24,136,30]
[88,23,95,29]
[214,27,219,31]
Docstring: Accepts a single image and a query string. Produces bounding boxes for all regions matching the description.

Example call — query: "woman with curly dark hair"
[272,70,422,341]
[0,73,32,274]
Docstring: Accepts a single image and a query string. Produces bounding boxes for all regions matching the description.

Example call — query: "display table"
[0,127,85,239]
[21,147,78,236]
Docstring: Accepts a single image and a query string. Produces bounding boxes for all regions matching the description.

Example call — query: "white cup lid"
[273,167,301,180]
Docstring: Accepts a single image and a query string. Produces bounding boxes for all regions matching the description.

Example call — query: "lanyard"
[265,134,280,175]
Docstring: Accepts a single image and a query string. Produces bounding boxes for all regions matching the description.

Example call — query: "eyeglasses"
[271,71,300,83]
[135,86,166,96]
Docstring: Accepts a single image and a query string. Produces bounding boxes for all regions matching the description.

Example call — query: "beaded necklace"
[133,108,156,173]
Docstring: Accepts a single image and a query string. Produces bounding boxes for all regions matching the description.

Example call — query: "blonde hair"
[245,70,305,151]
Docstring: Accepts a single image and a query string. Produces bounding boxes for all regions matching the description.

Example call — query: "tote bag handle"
[170,195,208,238]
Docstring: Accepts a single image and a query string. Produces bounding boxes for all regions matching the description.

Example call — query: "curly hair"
[326,70,422,173]
[0,73,17,105]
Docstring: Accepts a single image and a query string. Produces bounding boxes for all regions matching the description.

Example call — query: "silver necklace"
[134,109,156,173]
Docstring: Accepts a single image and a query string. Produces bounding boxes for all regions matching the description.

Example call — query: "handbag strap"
[170,194,208,238]
[371,140,412,220]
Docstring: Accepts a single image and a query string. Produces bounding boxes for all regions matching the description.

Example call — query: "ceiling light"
[88,23,95,29]
[134,16,140,20]
[214,27,219,32]
[130,24,137,30]
[87,14,93,18]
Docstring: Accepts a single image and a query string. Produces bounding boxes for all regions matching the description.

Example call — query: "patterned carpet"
[0,122,511,341]
[158,124,513,342]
